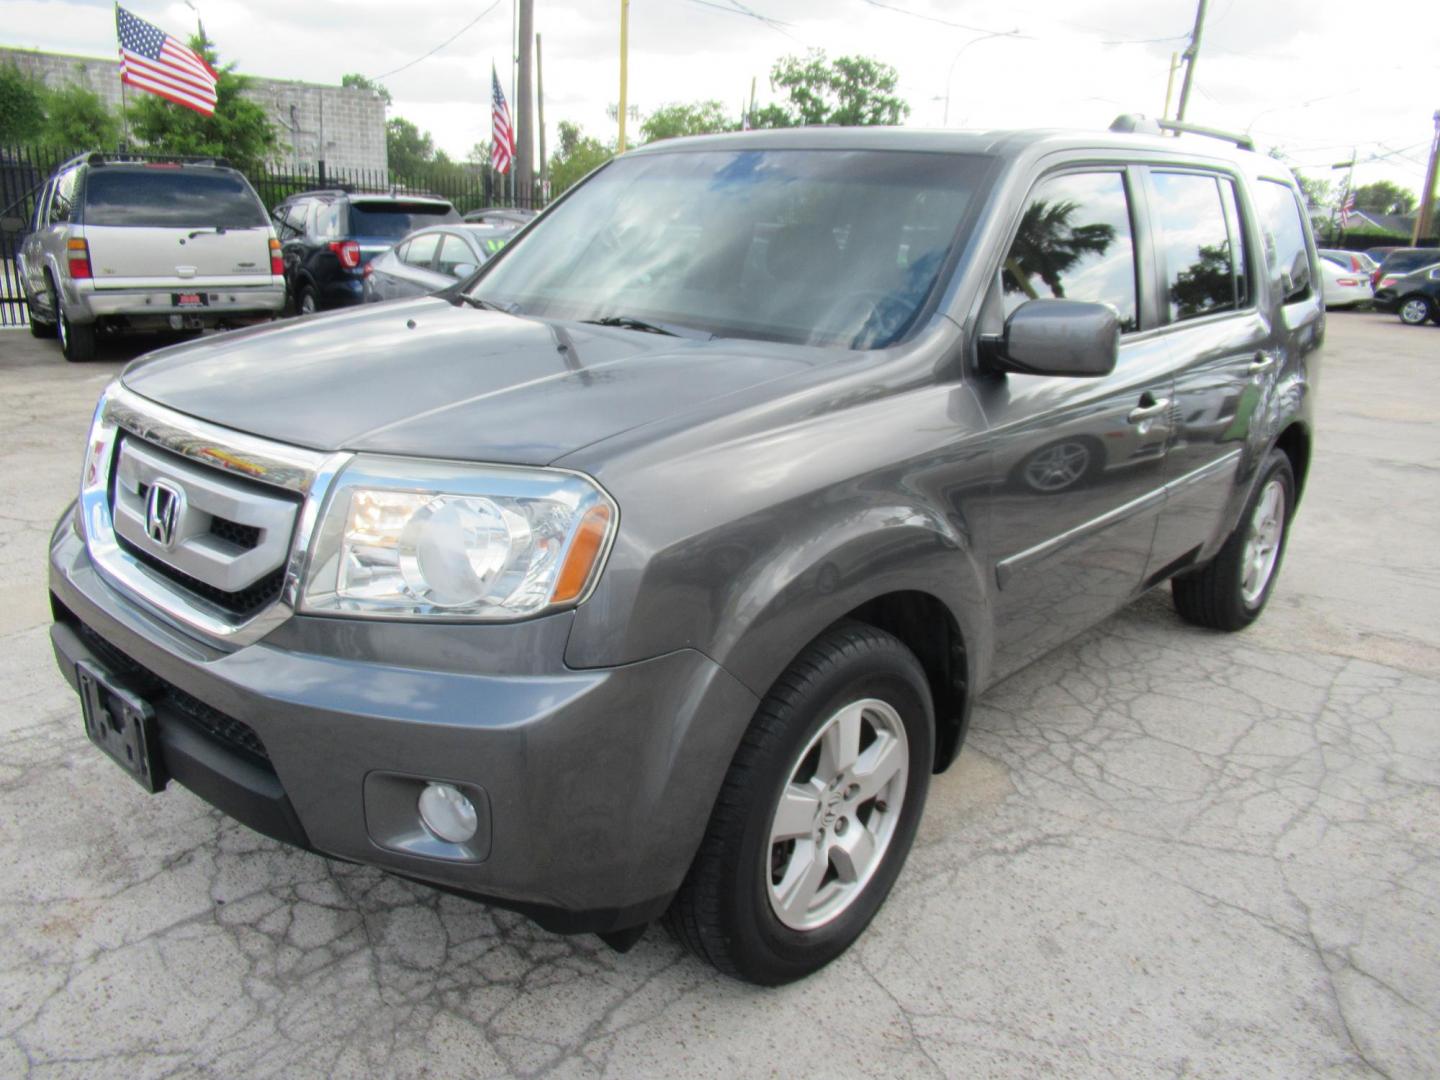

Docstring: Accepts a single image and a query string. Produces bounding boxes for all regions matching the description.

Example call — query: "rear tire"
[1398,295,1434,326]
[665,621,933,985]
[1172,448,1295,631]
[298,284,319,316]
[57,291,96,363]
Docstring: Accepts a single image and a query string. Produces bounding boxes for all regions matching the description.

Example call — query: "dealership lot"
[0,311,1435,1077]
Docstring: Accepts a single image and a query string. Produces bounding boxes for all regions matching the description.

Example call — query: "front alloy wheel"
[666,621,933,985]
[767,698,909,930]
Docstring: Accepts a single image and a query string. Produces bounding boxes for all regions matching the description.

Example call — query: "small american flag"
[491,65,515,175]
[116,5,218,117]
[1339,187,1356,228]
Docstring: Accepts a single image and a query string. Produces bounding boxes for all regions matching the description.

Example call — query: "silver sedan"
[363,224,516,303]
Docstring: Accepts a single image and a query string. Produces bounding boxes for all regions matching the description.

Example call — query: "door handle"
[1127,397,1170,424]
[1248,352,1276,375]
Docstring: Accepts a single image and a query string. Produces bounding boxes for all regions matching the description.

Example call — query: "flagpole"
[116,3,130,150]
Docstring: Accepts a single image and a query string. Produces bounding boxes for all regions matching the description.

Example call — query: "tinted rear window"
[83,168,267,228]
[348,201,460,239]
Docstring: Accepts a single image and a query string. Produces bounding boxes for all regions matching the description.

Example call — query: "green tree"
[752,51,909,128]
[386,116,436,178]
[125,33,279,173]
[640,100,734,143]
[341,72,392,106]
[42,84,119,150]
[0,64,47,143]
[548,120,612,195]
[1352,180,1417,216]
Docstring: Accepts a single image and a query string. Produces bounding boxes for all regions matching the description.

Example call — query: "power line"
[685,0,802,42]
[857,0,1023,35]
[370,1,504,83]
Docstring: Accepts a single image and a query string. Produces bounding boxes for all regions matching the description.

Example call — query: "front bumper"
[67,283,286,324]
[49,513,758,933]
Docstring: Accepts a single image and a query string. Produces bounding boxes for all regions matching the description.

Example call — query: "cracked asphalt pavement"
[1,312,1436,1077]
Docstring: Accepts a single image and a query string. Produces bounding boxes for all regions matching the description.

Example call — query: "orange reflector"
[551,505,612,603]
[67,238,88,252]
[268,237,281,251]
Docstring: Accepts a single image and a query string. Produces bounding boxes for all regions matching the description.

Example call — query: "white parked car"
[1319,254,1374,309]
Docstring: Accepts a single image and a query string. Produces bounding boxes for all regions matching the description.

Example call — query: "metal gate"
[1,145,71,328]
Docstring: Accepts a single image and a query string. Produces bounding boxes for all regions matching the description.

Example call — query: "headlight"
[300,455,616,620]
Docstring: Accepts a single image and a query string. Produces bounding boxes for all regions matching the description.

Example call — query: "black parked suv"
[272,191,460,313]
[50,118,1321,984]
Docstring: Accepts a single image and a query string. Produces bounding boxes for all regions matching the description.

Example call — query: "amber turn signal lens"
[550,505,612,603]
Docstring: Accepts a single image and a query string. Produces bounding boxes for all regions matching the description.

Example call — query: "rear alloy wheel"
[665,621,933,985]
[1398,295,1434,326]
[1172,448,1295,631]
[298,285,319,316]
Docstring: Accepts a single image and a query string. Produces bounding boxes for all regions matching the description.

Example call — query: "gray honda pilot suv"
[48,120,1320,984]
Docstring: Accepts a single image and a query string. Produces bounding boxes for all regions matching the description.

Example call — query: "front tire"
[666,621,933,985]
[298,284,319,316]
[1172,448,1295,631]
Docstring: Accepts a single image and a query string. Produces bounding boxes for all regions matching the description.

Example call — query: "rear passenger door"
[972,167,1175,679]
[1143,168,1275,572]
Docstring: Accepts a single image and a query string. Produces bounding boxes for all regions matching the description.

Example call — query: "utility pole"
[618,0,630,153]
[515,0,534,200]
[1162,51,1181,121]
[1413,110,1440,245]
[536,33,547,201]
[1174,0,1208,124]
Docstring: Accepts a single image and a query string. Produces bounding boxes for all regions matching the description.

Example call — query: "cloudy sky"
[4,0,1436,194]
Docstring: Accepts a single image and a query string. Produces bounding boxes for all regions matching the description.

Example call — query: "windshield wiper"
[581,314,711,339]
[456,294,513,312]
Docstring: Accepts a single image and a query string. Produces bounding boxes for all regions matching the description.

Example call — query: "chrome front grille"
[111,435,299,608]
[79,383,348,647]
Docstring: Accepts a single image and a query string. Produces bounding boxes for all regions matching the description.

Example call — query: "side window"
[1150,171,1240,322]
[280,201,309,237]
[312,201,343,240]
[1002,170,1138,332]
[392,241,410,263]
[436,234,475,277]
[1255,180,1312,302]
[49,168,79,225]
[402,232,440,269]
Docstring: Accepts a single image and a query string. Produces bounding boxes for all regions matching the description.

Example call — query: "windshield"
[349,200,461,239]
[472,148,992,349]
[83,168,267,228]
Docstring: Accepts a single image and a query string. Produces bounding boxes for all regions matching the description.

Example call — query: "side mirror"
[981,299,1119,378]
[451,262,478,279]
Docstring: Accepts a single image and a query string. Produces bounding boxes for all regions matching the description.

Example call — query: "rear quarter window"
[1255,179,1312,303]
[83,168,268,228]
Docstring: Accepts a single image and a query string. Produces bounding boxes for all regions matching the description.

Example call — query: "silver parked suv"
[49,119,1321,984]
[19,153,285,361]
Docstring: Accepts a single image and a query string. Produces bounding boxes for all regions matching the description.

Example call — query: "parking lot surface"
[1,312,1436,1078]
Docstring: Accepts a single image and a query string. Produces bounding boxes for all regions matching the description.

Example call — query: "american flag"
[1339,187,1356,228]
[491,65,515,175]
[116,6,218,117]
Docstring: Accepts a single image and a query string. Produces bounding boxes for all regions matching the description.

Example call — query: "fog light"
[417,782,478,844]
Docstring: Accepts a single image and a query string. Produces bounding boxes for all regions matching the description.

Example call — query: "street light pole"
[942,29,1019,127]
[618,0,630,153]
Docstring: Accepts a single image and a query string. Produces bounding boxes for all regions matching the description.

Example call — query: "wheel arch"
[1273,420,1312,505]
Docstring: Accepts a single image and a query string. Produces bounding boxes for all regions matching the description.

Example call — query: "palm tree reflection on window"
[1001,199,1135,331]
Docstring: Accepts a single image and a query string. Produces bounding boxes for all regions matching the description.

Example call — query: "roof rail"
[1109,113,1255,152]
[85,150,235,168]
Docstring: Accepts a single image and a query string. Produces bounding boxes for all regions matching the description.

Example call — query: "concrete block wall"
[0,47,387,172]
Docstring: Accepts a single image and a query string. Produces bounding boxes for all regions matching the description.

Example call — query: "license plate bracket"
[77,659,166,793]
[172,292,208,307]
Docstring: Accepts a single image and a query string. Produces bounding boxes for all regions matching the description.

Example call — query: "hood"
[121,298,828,465]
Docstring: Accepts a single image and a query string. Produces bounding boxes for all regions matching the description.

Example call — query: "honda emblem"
[145,480,185,550]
